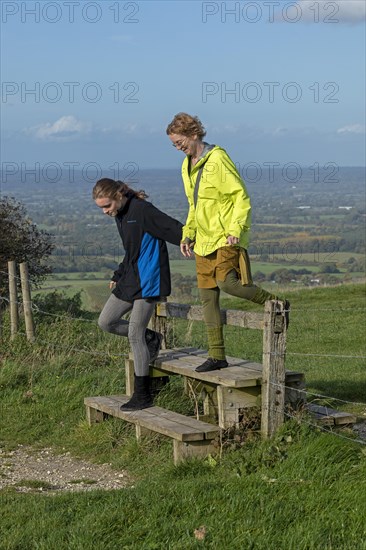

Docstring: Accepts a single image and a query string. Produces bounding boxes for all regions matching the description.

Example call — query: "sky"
[1,0,365,179]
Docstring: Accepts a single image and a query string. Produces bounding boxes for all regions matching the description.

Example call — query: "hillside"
[1,167,365,283]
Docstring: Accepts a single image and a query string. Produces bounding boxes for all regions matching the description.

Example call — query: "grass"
[0,284,365,549]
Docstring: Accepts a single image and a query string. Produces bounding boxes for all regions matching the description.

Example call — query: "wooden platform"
[125,348,305,429]
[153,348,263,387]
[307,404,357,426]
[84,395,220,464]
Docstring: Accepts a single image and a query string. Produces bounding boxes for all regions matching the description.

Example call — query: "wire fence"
[1,269,365,447]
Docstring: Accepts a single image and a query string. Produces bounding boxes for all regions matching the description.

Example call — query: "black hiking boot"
[195,358,229,373]
[145,329,163,362]
[120,375,153,411]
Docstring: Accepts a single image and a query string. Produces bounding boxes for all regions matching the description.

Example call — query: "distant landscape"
[1,166,365,307]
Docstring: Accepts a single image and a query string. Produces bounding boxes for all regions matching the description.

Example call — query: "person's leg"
[120,299,156,411]
[218,270,290,327]
[217,269,277,304]
[200,287,225,359]
[128,299,156,377]
[195,287,228,372]
[98,293,132,336]
[98,294,162,359]
[194,252,229,372]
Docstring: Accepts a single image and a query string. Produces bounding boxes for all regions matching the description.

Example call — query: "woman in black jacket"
[93,178,183,410]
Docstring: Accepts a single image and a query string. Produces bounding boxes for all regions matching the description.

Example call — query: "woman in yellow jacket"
[167,112,289,372]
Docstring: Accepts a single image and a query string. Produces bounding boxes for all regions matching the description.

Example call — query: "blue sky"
[1,0,365,174]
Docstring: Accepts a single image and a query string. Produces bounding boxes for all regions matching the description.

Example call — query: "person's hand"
[180,239,195,258]
[226,235,239,245]
[109,281,117,289]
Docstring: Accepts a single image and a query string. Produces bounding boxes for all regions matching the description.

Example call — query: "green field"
[37,256,365,315]
[1,284,366,548]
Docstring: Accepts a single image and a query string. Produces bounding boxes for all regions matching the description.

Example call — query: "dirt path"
[2,423,365,495]
[0,444,131,494]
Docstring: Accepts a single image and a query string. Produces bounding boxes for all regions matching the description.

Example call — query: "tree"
[0,196,54,304]
[319,263,340,274]
[32,290,87,322]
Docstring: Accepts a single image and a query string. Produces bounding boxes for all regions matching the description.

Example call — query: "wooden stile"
[86,298,306,462]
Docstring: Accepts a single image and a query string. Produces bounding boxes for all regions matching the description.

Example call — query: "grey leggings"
[98,294,155,376]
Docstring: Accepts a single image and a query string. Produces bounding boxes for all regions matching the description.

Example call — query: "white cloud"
[275,1,366,24]
[25,115,92,141]
[337,123,366,134]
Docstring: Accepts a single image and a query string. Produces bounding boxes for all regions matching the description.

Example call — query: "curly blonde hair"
[166,112,206,139]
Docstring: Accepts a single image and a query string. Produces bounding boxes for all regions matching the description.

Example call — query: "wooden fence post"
[149,303,168,349]
[261,300,287,439]
[8,260,19,340]
[19,262,35,342]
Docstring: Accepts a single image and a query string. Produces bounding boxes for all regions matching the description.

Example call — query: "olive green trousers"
[199,270,277,359]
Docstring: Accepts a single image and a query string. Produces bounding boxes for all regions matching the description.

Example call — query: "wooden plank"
[132,348,301,390]
[307,404,357,425]
[85,406,104,425]
[224,309,264,330]
[173,439,217,465]
[125,358,134,396]
[154,350,263,387]
[217,386,261,428]
[84,396,220,441]
[156,302,263,330]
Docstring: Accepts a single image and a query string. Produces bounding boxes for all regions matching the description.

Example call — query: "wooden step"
[84,395,221,464]
[149,348,304,389]
[307,404,357,426]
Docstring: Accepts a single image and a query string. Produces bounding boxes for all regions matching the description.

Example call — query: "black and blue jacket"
[111,193,183,302]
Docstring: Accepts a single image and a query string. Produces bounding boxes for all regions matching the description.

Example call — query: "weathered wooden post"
[261,300,287,439]
[149,302,168,349]
[19,262,35,342]
[8,260,19,339]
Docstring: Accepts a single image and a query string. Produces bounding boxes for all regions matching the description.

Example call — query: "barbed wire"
[2,269,366,312]
[286,351,366,359]
[0,295,97,324]
[13,330,128,358]
[2,279,366,415]
[268,380,366,408]
[2,328,366,447]
[5,327,364,412]
[2,304,365,363]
